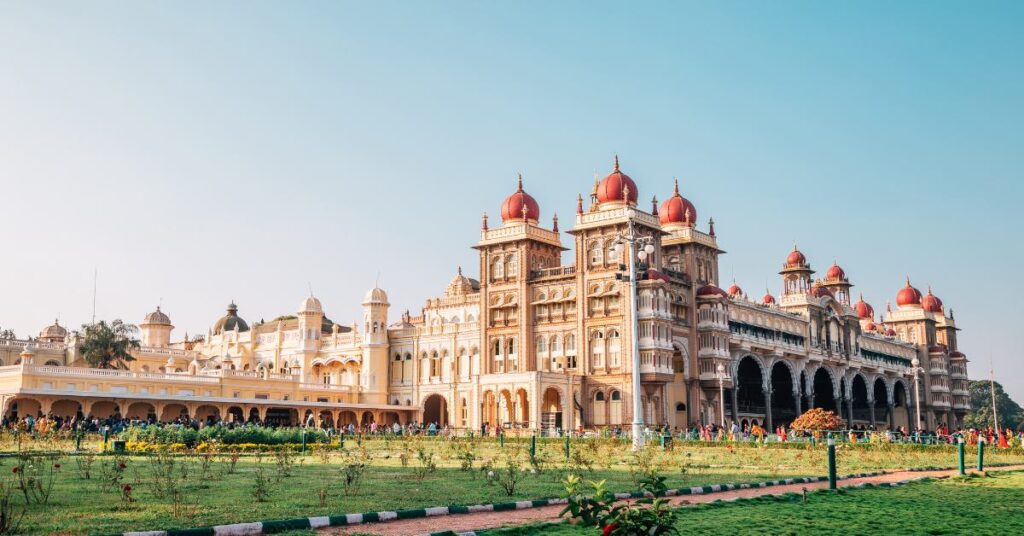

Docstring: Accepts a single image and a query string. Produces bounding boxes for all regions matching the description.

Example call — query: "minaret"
[360,286,390,403]
[297,295,324,379]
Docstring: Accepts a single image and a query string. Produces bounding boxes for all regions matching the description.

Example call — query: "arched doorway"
[770,362,796,427]
[873,378,889,428]
[161,404,189,422]
[812,368,837,412]
[735,357,765,416]
[851,375,869,424]
[423,394,448,426]
[893,381,910,430]
[226,406,245,423]
[51,399,83,421]
[481,391,498,430]
[515,388,529,427]
[541,387,562,433]
[125,402,156,421]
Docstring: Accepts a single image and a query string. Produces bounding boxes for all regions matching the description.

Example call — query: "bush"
[790,408,843,432]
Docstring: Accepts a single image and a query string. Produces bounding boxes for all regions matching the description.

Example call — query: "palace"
[0,158,970,432]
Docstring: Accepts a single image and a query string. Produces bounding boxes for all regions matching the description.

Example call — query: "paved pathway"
[319,465,1024,536]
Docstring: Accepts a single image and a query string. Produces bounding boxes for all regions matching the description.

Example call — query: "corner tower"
[360,287,390,403]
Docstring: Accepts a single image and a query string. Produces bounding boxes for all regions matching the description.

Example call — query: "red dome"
[785,245,807,268]
[884,328,896,337]
[826,262,845,280]
[921,287,943,313]
[727,283,743,296]
[659,179,697,227]
[854,294,874,319]
[864,321,876,331]
[762,292,776,305]
[696,284,729,298]
[896,278,923,307]
[500,175,540,223]
[595,156,639,204]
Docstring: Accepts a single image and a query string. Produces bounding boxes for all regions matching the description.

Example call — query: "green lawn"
[2,438,1022,535]
[485,470,1024,535]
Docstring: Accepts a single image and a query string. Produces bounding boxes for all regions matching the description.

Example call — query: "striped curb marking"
[112,471,889,536]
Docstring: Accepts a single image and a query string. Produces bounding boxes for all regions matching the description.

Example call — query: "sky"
[0,2,1021,399]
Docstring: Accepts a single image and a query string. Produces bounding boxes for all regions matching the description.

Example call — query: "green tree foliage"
[77,320,140,369]
[963,380,1024,431]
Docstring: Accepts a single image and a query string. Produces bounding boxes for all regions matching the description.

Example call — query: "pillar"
[730,387,738,423]
[794,389,802,417]
[868,399,876,428]
[764,388,773,430]
[887,403,894,429]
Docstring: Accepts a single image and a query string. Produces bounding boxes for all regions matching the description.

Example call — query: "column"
[886,404,894,430]
[730,387,738,423]
[764,388,773,430]
[844,398,853,427]
[794,389,802,417]
[868,400,876,429]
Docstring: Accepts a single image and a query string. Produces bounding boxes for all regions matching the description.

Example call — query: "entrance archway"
[873,378,889,428]
[423,394,448,426]
[851,375,869,423]
[770,362,796,427]
[735,356,765,415]
[541,387,562,432]
[893,381,910,429]
[125,402,156,421]
[812,368,837,412]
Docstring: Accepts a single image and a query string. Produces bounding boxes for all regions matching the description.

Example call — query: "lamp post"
[611,210,656,451]
[716,363,726,428]
[911,357,922,433]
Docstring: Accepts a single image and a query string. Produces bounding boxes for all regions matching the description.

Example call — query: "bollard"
[958,437,965,475]
[499,430,504,448]
[339,434,345,450]
[301,429,307,453]
[102,428,109,452]
[75,432,82,452]
[977,440,985,471]
[530,432,537,459]
[827,436,837,490]
[564,433,570,459]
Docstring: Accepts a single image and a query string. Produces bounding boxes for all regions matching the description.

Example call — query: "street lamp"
[611,210,656,451]
[716,363,726,428]
[911,357,922,432]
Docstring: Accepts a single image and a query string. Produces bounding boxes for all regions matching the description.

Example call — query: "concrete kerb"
[110,472,891,536]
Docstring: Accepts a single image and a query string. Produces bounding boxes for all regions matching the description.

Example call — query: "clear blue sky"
[1,2,1021,399]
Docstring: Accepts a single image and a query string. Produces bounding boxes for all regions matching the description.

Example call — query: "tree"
[77,320,140,370]
[963,380,1024,431]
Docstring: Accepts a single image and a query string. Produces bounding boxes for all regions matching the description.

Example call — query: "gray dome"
[213,302,249,334]
[143,306,172,326]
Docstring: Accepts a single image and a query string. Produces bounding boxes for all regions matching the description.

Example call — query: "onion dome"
[213,302,249,335]
[864,321,876,332]
[363,287,389,305]
[854,294,874,319]
[785,245,808,268]
[762,292,776,305]
[884,327,897,337]
[696,284,729,298]
[142,307,171,326]
[896,278,923,307]
[499,175,540,223]
[38,319,68,341]
[595,156,639,204]
[299,295,323,314]
[727,282,743,297]
[658,179,697,227]
[826,262,845,280]
[921,287,943,313]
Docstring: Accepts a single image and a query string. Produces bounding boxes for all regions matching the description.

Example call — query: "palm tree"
[78,320,140,369]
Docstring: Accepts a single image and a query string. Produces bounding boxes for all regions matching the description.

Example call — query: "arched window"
[565,334,576,352]
[608,243,621,262]
[611,390,621,401]
[589,240,604,266]
[507,338,515,354]
[550,335,561,353]
[492,257,504,279]
[536,337,547,354]
[506,255,518,276]
[608,329,622,366]
[595,391,606,401]
[493,340,501,356]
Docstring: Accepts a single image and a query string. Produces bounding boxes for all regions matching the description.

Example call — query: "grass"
[485,470,1024,535]
[1,437,1022,535]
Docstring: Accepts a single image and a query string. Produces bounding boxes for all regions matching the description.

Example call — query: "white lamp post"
[911,357,922,432]
[716,363,726,428]
[611,210,655,451]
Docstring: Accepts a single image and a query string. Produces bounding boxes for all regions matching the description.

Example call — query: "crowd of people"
[2,411,1022,449]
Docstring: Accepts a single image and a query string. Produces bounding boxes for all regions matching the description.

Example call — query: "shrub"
[791,408,843,432]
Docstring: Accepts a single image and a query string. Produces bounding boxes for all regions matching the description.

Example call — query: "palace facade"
[0,159,970,432]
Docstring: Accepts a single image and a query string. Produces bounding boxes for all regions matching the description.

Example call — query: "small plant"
[120,483,136,509]
[317,487,328,507]
[455,442,477,474]
[315,443,334,465]
[12,454,60,505]
[398,441,412,467]
[413,445,437,481]
[497,448,527,496]
[273,448,296,480]
[251,456,273,502]
[561,473,679,536]
[74,453,96,480]
[0,480,25,535]
[339,447,371,496]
